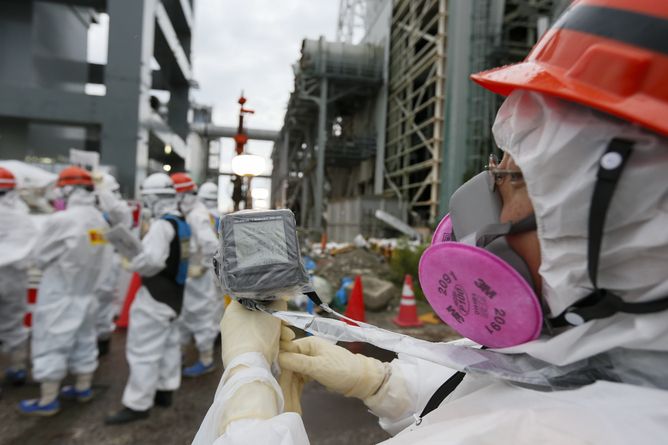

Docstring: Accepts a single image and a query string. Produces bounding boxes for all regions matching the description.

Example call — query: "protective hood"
[65,187,97,208]
[178,193,198,214]
[493,90,668,365]
[145,195,178,218]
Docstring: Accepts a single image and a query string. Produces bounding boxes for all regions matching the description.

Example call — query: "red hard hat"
[57,166,94,188]
[0,167,17,190]
[471,0,668,137]
[170,172,197,193]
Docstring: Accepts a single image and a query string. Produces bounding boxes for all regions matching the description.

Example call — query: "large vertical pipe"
[301,171,309,227]
[314,76,328,231]
[439,0,473,217]
[280,131,290,208]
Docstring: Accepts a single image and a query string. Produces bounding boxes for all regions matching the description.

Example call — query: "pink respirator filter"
[432,213,454,245]
[419,242,543,348]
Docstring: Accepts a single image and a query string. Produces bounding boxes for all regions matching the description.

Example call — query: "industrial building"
[0,0,195,195]
[271,0,571,241]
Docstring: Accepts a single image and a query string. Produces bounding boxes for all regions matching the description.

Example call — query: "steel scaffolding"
[384,0,447,226]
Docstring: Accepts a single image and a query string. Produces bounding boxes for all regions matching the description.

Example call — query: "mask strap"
[474,213,537,247]
[556,138,668,325]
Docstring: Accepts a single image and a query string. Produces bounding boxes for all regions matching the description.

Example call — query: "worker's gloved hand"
[278,325,307,414]
[188,264,205,278]
[92,171,104,186]
[279,336,389,400]
[221,299,287,368]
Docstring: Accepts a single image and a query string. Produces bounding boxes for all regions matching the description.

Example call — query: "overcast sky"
[192,0,338,130]
[89,1,339,209]
[192,0,338,164]
[191,0,339,209]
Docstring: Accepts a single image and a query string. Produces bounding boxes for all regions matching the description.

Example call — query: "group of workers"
[2,0,668,443]
[0,165,223,425]
[191,1,668,444]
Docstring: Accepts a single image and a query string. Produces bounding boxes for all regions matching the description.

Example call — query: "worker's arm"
[364,354,462,435]
[97,188,132,228]
[192,208,218,259]
[192,300,310,445]
[0,208,37,268]
[279,336,464,437]
[129,219,174,277]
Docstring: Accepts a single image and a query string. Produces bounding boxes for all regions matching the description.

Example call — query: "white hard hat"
[101,172,120,193]
[141,173,175,196]
[197,182,218,201]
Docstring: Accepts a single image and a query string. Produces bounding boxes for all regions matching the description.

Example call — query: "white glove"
[220,299,286,368]
[216,299,288,434]
[188,264,205,278]
[278,326,307,415]
[279,336,389,400]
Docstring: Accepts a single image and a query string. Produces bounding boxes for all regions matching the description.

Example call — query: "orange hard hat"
[0,167,17,190]
[170,172,197,193]
[471,0,668,137]
[57,166,94,188]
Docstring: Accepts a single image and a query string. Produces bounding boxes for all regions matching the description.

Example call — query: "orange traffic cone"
[343,275,366,324]
[116,273,141,328]
[393,275,423,327]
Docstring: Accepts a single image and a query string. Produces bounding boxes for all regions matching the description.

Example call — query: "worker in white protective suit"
[94,172,132,356]
[197,182,220,226]
[19,166,108,416]
[192,1,668,443]
[106,173,191,424]
[0,167,36,386]
[171,174,220,378]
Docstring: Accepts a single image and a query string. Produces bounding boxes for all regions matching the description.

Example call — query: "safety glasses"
[487,154,524,192]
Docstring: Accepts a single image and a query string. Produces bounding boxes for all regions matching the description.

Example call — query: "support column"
[101,0,157,197]
[301,171,309,228]
[168,85,190,140]
[314,77,328,231]
[280,131,290,208]
[439,0,472,217]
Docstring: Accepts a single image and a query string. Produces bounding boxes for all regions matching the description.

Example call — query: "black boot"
[97,338,111,357]
[105,407,149,425]
[154,390,173,408]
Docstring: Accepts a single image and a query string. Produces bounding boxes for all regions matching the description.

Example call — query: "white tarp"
[0,160,57,189]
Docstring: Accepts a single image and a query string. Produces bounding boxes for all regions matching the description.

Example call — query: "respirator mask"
[420,170,543,348]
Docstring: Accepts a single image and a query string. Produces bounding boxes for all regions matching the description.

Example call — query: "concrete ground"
[0,331,392,445]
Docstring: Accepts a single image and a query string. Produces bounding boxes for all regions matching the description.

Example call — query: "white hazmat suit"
[109,180,191,422]
[193,92,668,444]
[31,188,107,384]
[94,174,132,344]
[179,200,220,372]
[0,189,36,377]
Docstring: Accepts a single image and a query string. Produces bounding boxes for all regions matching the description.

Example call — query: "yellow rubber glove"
[278,326,307,415]
[220,299,287,368]
[217,299,288,434]
[279,336,389,400]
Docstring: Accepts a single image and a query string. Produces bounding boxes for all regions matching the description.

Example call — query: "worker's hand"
[278,325,307,414]
[188,264,205,278]
[92,171,104,186]
[221,299,287,368]
[279,336,389,400]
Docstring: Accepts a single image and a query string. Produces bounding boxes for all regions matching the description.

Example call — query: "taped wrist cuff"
[220,352,285,413]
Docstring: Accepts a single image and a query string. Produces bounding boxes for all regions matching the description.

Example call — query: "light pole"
[231,153,266,210]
